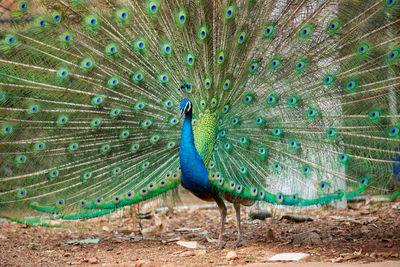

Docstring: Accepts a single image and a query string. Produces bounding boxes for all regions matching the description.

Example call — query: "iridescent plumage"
[0,0,400,247]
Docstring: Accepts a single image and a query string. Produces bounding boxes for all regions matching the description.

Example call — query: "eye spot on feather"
[37,18,46,27]
[159,73,169,83]
[238,31,246,44]
[276,193,284,203]
[57,200,64,207]
[150,135,159,144]
[272,127,282,137]
[198,25,208,39]
[264,24,274,37]
[95,198,103,205]
[15,155,27,165]
[34,142,46,151]
[320,182,327,190]
[225,4,235,19]
[360,177,369,186]
[148,1,159,14]
[172,172,180,180]
[108,108,120,119]
[57,68,69,79]
[135,40,146,51]
[135,102,145,111]
[82,171,92,181]
[387,49,399,63]
[369,109,381,122]
[20,3,28,10]
[338,153,349,165]
[86,15,98,27]
[356,42,370,55]
[27,104,39,115]
[1,124,13,135]
[266,94,278,106]
[57,115,69,126]
[236,185,242,193]
[90,118,102,128]
[243,94,253,104]
[131,143,140,153]
[100,144,111,154]
[126,191,134,199]
[216,50,226,64]
[327,19,340,33]
[53,14,61,22]
[48,169,59,180]
[250,188,258,196]
[167,141,176,149]
[177,10,187,25]
[389,126,399,138]
[273,162,282,173]
[204,77,212,89]
[299,25,312,38]
[117,9,128,21]
[210,97,218,108]
[249,62,259,73]
[120,130,130,140]
[159,179,167,187]
[68,142,79,152]
[186,53,195,66]
[140,188,149,196]
[208,161,215,169]
[4,35,16,45]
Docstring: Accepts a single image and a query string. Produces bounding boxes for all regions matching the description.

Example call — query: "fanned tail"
[0,0,399,224]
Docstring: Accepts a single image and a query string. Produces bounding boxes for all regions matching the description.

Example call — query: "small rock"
[226,251,238,261]
[360,225,370,234]
[88,257,99,264]
[281,215,313,223]
[269,253,309,261]
[28,243,41,250]
[196,249,207,256]
[175,227,202,232]
[66,262,81,265]
[293,231,322,246]
[180,251,195,257]
[266,229,275,241]
[249,210,272,220]
[135,260,147,267]
[176,241,205,249]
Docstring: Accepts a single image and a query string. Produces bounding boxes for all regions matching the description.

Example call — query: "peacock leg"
[215,195,227,249]
[233,202,243,247]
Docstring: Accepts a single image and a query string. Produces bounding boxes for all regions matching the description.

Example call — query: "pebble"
[226,251,238,261]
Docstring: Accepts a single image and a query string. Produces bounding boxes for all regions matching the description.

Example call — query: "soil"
[0,192,400,267]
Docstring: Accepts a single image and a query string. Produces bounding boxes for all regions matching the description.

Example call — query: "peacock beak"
[179,109,184,121]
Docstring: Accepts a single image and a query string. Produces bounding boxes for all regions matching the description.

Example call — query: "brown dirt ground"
[0,192,400,267]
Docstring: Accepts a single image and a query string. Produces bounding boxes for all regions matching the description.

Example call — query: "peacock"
[0,0,400,249]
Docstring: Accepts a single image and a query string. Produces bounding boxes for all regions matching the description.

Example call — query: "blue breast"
[179,111,212,193]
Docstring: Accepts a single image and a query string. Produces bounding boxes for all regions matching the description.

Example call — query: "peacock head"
[179,98,192,120]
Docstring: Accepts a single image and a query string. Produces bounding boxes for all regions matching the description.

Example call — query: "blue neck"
[179,111,212,193]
